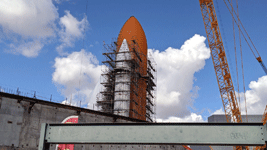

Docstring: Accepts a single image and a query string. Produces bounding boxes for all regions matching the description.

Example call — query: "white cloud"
[0,0,57,37]
[61,99,79,107]
[54,0,69,4]
[0,1,88,57]
[211,75,267,120]
[150,34,210,120]
[57,10,88,55]
[9,40,43,57]
[156,113,205,122]
[52,49,102,107]
[212,108,224,115]
[0,0,58,57]
[239,75,267,115]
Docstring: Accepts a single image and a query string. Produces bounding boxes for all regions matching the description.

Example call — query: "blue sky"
[0,0,266,122]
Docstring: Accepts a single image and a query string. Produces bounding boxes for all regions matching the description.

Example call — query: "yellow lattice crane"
[198,0,242,123]
[198,0,246,150]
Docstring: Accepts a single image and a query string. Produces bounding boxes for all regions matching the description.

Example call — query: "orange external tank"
[117,16,147,56]
[117,16,147,121]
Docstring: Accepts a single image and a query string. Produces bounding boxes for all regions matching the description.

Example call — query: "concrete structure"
[208,114,229,123]
[190,114,263,150]
[0,92,184,150]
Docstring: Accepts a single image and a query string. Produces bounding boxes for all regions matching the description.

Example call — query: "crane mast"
[199,0,242,123]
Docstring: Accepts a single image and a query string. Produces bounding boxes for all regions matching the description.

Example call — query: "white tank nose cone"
[116,39,131,69]
[118,39,129,53]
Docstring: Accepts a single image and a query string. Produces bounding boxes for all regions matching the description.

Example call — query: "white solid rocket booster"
[114,39,131,117]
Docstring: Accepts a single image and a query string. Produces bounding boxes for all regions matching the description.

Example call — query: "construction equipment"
[198,0,242,124]
[198,0,245,149]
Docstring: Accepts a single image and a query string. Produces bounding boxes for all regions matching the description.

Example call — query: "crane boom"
[257,57,267,75]
[199,0,242,123]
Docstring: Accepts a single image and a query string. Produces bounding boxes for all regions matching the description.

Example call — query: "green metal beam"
[38,123,267,150]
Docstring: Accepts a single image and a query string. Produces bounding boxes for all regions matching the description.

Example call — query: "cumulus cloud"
[52,49,102,107]
[156,113,205,122]
[57,10,88,55]
[238,75,267,115]
[9,40,44,57]
[0,0,57,37]
[212,108,224,115]
[0,1,88,57]
[212,75,267,119]
[0,0,58,57]
[54,0,69,4]
[150,34,210,120]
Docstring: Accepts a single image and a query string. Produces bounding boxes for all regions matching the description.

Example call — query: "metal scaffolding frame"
[146,52,157,122]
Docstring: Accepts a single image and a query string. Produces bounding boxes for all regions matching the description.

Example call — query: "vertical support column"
[38,123,50,150]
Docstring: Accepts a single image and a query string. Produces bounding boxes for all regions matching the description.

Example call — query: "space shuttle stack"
[97,16,156,122]
[113,39,131,117]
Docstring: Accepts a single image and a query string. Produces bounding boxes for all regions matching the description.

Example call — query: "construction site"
[1,0,267,150]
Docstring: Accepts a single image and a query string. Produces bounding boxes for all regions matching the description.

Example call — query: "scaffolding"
[146,52,157,122]
[97,38,156,122]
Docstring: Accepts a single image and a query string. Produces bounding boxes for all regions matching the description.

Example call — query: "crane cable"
[223,0,267,75]
[78,0,89,107]
[227,0,249,124]
[227,2,266,150]
[230,0,241,118]
[224,0,260,57]
[229,0,248,123]
[231,7,249,150]
[234,0,248,123]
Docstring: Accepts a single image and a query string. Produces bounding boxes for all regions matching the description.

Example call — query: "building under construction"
[97,16,156,122]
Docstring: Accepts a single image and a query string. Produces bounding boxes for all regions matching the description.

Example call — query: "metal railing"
[0,85,72,105]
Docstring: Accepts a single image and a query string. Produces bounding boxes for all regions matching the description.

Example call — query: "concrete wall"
[0,93,185,150]
[241,115,263,123]
[208,115,229,123]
